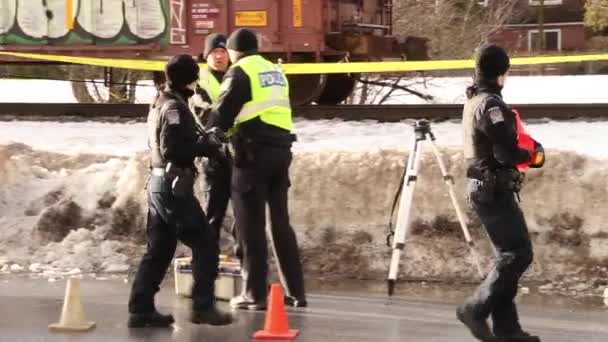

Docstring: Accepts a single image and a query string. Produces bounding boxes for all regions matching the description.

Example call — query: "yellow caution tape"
[1,51,608,75]
[284,54,608,74]
[0,51,166,71]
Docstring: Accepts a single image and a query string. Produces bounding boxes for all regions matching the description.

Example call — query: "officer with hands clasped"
[190,33,236,249]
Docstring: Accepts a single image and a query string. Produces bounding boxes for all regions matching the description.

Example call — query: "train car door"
[229,0,281,52]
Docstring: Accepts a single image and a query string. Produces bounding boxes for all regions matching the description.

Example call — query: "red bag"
[513,109,535,171]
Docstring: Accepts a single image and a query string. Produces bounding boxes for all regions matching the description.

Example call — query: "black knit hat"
[165,54,199,88]
[475,44,510,80]
[203,33,227,59]
[227,28,258,53]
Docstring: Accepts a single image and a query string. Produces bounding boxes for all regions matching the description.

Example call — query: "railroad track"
[1,103,608,122]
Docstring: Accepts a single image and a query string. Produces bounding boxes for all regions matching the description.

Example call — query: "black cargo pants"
[204,158,231,236]
[464,181,534,335]
[231,144,306,302]
[203,151,241,259]
[128,174,219,314]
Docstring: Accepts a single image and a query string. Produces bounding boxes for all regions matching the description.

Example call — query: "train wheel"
[287,73,326,106]
[315,73,358,105]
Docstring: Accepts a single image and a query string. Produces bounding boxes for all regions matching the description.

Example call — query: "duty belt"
[469,168,524,194]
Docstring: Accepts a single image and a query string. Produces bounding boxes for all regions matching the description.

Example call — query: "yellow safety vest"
[198,66,222,103]
[228,55,292,135]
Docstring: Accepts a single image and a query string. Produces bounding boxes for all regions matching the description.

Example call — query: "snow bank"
[0,144,147,276]
[2,75,608,286]
[1,129,608,283]
[4,118,608,159]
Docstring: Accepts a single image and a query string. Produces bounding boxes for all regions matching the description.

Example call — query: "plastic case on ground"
[174,255,242,301]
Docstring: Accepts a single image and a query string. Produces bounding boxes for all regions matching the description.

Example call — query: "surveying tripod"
[386,119,484,297]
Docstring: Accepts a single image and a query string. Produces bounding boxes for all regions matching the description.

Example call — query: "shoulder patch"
[488,106,504,124]
[166,109,181,125]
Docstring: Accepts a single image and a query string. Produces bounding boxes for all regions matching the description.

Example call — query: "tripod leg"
[387,134,424,296]
[427,136,485,279]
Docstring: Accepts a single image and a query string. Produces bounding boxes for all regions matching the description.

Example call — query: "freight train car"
[0,0,428,104]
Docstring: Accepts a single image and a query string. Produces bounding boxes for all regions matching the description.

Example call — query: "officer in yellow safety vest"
[189,33,234,247]
[190,33,228,121]
[207,28,307,310]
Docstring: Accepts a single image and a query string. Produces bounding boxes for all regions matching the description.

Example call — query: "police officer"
[191,33,229,121]
[189,33,234,246]
[128,54,233,327]
[207,28,307,310]
[459,44,545,342]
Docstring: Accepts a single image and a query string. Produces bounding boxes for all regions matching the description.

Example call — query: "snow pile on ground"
[0,120,148,156]
[1,118,608,288]
[4,118,608,159]
[290,148,608,283]
[0,144,148,277]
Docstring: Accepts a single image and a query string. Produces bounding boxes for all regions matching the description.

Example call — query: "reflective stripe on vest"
[231,55,292,133]
[198,67,222,103]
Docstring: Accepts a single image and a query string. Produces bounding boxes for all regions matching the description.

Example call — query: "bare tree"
[346,75,435,105]
[394,0,521,59]
[71,68,148,104]
[481,0,524,38]
[338,1,523,105]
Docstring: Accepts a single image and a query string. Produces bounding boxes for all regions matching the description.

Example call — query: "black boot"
[191,305,234,326]
[456,305,499,342]
[496,331,541,342]
[128,310,174,328]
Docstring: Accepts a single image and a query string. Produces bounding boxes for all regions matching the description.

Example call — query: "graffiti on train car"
[0,0,168,45]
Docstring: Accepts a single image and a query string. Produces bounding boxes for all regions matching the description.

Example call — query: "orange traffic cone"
[253,284,299,340]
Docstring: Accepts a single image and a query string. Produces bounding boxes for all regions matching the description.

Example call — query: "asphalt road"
[0,276,607,342]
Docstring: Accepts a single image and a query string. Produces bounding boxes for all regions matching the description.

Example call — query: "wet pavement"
[0,275,607,342]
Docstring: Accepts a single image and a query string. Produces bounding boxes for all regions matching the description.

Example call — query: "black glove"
[196,135,227,164]
[196,130,221,148]
[209,145,231,167]
[205,127,226,146]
